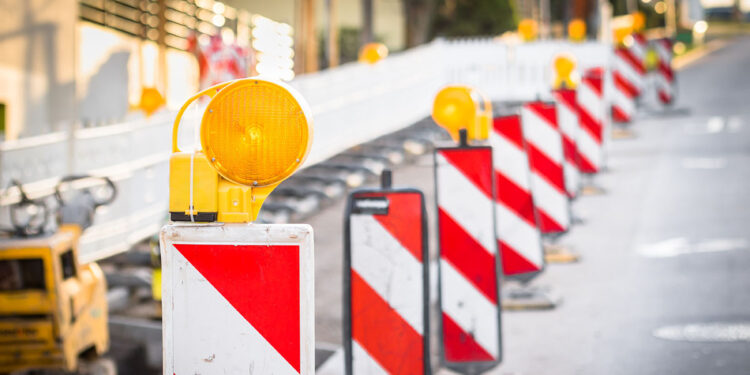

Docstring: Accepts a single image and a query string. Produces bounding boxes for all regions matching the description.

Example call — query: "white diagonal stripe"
[614,55,643,88]
[489,131,530,191]
[555,94,579,140]
[440,259,499,358]
[579,82,605,123]
[612,87,635,117]
[350,214,424,335]
[530,173,570,229]
[494,202,543,267]
[564,160,580,197]
[436,153,496,255]
[577,129,601,171]
[352,340,388,375]
[522,106,563,162]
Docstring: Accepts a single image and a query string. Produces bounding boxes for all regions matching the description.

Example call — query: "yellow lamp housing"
[477,92,493,141]
[632,11,646,32]
[139,87,165,117]
[568,19,587,42]
[518,19,538,42]
[358,43,389,64]
[432,86,487,142]
[169,78,313,223]
[552,53,580,90]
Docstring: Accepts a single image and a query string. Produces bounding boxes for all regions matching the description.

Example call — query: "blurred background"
[0,0,743,141]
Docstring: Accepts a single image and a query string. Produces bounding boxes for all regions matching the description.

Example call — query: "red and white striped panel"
[490,115,544,278]
[630,33,649,95]
[552,89,581,198]
[435,146,501,370]
[577,68,606,173]
[521,101,571,233]
[612,46,639,123]
[160,224,314,375]
[653,38,675,105]
[347,190,429,375]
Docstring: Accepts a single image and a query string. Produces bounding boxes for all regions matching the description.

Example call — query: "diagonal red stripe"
[562,135,577,166]
[438,208,498,304]
[658,61,674,82]
[577,152,598,174]
[612,105,631,123]
[658,90,673,105]
[536,206,565,233]
[499,239,542,276]
[613,71,640,98]
[175,244,301,373]
[438,148,494,200]
[351,271,424,375]
[582,74,603,96]
[359,191,424,262]
[526,143,566,194]
[492,115,525,149]
[442,312,495,362]
[616,47,646,75]
[494,171,536,226]
[526,102,558,129]
[578,103,603,144]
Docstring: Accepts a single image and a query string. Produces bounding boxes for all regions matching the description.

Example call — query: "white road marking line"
[654,323,750,342]
[727,116,744,133]
[681,157,727,169]
[706,116,725,133]
[637,238,748,258]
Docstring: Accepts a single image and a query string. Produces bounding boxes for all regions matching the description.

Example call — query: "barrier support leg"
[542,235,580,264]
[611,123,637,140]
[501,284,560,311]
[580,174,606,196]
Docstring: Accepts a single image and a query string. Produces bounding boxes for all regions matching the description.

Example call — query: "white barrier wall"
[0,38,612,262]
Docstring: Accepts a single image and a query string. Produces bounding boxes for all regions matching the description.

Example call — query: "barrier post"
[435,129,502,374]
[653,37,675,106]
[577,67,608,196]
[551,88,582,199]
[520,101,580,263]
[491,114,559,310]
[343,169,430,375]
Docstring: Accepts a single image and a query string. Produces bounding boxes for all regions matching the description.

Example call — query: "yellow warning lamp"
[518,19,538,42]
[358,43,389,64]
[477,92,493,141]
[432,86,486,141]
[632,11,646,32]
[139,87,165,117]
[552,53,580,90]
[645,48,659,71]
[169,78,313,223]
[613,25,632,46]
[568,19,586,42]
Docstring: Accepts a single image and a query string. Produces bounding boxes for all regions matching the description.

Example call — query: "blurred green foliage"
[432,0,518,38]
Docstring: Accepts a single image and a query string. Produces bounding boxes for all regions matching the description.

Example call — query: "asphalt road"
[310,36,750,374]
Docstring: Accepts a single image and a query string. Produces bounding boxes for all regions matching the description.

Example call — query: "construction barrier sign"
[521,101,571,234]
[160,223,315,375]
[343,184,430,374]
[491,114,545,281]
[434,143,503,373]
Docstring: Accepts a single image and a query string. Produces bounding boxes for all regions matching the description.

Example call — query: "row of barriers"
[0,34,672,263]
[339,32,675,374]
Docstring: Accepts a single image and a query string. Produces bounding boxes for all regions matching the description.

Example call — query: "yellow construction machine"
[0,176,117,375]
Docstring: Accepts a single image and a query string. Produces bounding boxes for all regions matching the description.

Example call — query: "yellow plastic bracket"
[170,80,274,223]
